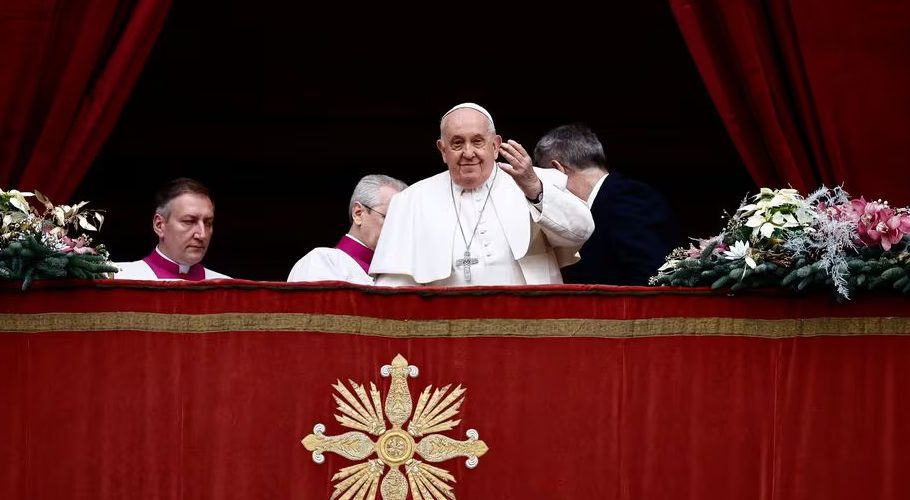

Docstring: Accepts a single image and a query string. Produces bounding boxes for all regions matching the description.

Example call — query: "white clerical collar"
[587,172,609,209]
[452,167,498,197]
[155,246,192,274]
[344,233,368,248]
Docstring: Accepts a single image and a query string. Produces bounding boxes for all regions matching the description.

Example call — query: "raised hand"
[498,139,543,200]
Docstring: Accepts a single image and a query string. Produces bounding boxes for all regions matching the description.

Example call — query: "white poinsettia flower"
[8,198,28,213]
[4,190,34,214]
[737,203,758,212]
[740,188,818,243]
[722,240,757,269]
[54,206,66,226]
[767,197,786,207]
[1,189,34,197]
[745,214,765,227]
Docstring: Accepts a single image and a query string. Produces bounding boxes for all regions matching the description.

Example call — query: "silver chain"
[450,167,498,255]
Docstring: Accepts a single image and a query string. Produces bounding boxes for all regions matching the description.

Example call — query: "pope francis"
[370,103,594,286]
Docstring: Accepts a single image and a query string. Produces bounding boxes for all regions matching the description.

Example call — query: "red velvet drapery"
[671,0,910,205]
[3,281,910,499]
[0,0,171,202]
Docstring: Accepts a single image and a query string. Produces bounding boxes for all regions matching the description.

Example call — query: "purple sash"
[335,235,373,274]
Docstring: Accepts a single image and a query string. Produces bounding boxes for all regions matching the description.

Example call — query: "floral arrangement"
[1,188,118,289]
[651,186,910,300]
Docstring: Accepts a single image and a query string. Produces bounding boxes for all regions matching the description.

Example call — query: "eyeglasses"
[360,203,386,219]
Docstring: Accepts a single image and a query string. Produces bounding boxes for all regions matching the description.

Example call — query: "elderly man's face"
[357,184,399,250]
[153,193,214,266]
[436,108,502,189]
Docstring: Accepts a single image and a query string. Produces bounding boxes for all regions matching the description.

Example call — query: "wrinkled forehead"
[441,108,494,139]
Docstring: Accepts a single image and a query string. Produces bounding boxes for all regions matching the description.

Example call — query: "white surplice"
[114,248,230,281]
[287,247,373,285]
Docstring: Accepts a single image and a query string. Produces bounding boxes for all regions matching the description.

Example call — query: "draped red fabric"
[0,0,171,202]
[671,0,910,205]
[2,281,910,499]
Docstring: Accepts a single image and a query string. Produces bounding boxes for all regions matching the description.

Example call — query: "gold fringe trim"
[2,312,910,338]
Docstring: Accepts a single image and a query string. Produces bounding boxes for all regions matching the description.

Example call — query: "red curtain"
[0,0,171,202]
[671,0,910,205]
[3,281,910,499]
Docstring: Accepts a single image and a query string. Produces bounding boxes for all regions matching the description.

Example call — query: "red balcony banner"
[2,281,910,499]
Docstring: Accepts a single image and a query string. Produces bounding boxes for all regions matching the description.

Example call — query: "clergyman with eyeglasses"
[287,174,407,285]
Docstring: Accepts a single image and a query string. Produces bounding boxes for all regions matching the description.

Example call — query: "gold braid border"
[1,312,910,337]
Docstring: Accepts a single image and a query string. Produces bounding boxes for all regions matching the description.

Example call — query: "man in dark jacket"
[533,123,678,285]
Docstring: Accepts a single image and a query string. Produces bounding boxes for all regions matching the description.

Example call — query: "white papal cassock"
[370,165,594,286]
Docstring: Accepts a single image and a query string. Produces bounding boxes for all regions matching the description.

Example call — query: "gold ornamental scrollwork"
[302,354,489,499]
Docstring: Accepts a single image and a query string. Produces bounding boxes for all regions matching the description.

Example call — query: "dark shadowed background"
[73,1,754,280]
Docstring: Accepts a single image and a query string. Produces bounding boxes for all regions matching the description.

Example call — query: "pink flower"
[849,197,910,250]
[60,236,96,255]
[685,237,726,258]
[817,200,856,221]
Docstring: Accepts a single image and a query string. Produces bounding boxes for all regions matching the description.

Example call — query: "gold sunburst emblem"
[302,354,489,499]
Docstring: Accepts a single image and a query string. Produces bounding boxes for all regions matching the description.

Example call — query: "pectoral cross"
[455,250,479,282]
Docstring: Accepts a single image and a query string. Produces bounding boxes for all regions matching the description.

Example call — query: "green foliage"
[651,187,910,300]
[0,236,118,290]
[653,234,910,299]
[1,188,116,290]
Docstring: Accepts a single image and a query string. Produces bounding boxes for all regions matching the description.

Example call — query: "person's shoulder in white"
[113,259,231,280]
[113,260,157,280]
[534,166,568,190]
[287,247,373,285]
[203,268,230,279]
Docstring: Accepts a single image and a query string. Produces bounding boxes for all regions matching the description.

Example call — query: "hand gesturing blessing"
[498,139,542,200]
